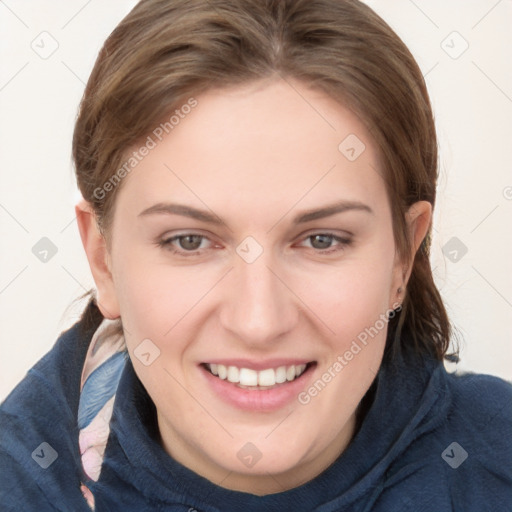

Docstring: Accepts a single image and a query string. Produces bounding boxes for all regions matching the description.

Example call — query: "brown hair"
[73,0,456,361]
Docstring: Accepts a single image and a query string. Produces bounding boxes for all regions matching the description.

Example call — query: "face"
[82,78,427,495]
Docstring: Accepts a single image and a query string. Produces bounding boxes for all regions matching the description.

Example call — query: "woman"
[1,0,511,510]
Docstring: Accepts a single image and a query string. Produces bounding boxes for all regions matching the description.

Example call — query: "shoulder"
[445,367,512,434]
[441,368,512,471]
[440,369,512,509]
[377,364,512,512]
[0,305,100,511]
[0,312,92,424]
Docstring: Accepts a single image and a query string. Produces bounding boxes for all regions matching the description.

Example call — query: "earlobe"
[75,199,120,319]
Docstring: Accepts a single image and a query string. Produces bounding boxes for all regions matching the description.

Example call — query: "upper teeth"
[207,363,307,387]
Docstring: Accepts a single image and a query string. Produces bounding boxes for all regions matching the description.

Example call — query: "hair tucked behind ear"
[72,0,458,362]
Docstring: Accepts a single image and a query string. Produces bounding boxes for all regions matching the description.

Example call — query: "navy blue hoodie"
[1,301,511,511]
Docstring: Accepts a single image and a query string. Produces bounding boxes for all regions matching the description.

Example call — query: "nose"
[219,252,299,348]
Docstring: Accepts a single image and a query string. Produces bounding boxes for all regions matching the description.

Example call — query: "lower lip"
[200,364,316,412]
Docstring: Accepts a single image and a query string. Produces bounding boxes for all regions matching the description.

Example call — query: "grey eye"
[177,235,204,251]
[309,234,335,250]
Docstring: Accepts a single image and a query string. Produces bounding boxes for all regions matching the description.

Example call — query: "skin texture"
[76,77,431,495]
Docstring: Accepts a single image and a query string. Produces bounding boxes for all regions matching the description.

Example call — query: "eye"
[298,233,352,254]
[158,233,211,254]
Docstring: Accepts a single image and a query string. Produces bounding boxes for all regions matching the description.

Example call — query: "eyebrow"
[138,200,374,226]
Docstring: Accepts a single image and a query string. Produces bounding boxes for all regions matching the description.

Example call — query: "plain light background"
[1,0,511,401]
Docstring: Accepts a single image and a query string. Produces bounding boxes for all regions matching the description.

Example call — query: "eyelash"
[157,232,352,256]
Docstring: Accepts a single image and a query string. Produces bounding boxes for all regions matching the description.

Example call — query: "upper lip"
[201,358,315,370]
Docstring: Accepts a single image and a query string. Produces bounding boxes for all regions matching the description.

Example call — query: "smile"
[199,358,317,411]
[204,363,309,389]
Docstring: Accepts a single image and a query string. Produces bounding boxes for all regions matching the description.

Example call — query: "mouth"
[200,361,317,391]
[199,359,318,411]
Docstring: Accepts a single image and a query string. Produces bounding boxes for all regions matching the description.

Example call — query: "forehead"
[115,78,388,223]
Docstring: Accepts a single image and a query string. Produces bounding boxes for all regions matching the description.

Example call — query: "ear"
[390,200,432,306]
[75,198,120,319]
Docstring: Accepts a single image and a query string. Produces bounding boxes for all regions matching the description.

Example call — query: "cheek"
[111,254,202,406]
[302,252,396,343]
[299,263,393,419]
[113,242,197,323]
[111,247,201,361]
